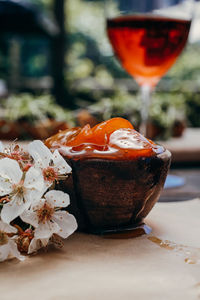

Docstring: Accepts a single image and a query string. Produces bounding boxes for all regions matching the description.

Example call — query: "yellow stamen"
[0,231,8,246]
[43,167,58,182]
[37,202,54,224]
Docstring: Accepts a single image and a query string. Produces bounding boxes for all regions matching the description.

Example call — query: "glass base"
[164,174,185,189]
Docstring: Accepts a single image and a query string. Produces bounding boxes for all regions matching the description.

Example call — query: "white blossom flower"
[0,158,45,224]
[28,233,64,254]
[28,237,49,254]
[28,140,71,189]
[0,141,4,152]
[0,141,28,162]
[21,190,77,245]
[0,220,24,262]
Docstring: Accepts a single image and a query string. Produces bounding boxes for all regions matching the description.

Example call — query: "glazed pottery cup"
[58,149,171,233]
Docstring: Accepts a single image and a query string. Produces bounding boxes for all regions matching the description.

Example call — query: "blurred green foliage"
[65,0,200,129]
[88,89,186,139]
[1,94,74,125]
[0,0,199,133]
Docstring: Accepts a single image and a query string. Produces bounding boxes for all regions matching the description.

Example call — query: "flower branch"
[0,140,77,262]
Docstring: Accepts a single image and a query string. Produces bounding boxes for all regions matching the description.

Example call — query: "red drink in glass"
[107,15,191,87]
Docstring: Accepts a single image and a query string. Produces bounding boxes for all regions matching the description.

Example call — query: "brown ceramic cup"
[57,149,171,233]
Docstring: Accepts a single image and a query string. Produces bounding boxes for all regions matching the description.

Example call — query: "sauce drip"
[45,117,164,160]
[148,236,200,265]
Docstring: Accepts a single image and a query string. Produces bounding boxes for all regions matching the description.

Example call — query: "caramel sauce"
[148,236,200,265]
[45,118,164,160]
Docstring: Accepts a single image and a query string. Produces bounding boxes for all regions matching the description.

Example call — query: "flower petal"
[0,221,17,234]
[0,244,9,262]
[0,177,13,196]
[24,166,44,192]
[53,150,72,175]
[44,190,70,208]
[28,140,53,168]
[9,240,25,261]
[20,210,39,228]
[1,195,31,224]
[34,220,60,239]
[52,211,77,239]
[0,141,4,152]
[31,198,45,211]
[28,238,49,254]
[24,167,45,204]
[24,188,44,207]
[40,181,53,197]
[0,158,22,185]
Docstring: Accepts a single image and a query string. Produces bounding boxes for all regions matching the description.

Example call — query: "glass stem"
[139,84,152,137]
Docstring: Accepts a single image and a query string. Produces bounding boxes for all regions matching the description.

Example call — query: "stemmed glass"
[105,0,193,137]
[105,0,193,189]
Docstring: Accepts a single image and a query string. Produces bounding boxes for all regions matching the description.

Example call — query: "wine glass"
[105,0,193,136]
[105,0,193,189]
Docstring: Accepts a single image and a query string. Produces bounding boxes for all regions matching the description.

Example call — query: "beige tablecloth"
[1,199,200,300]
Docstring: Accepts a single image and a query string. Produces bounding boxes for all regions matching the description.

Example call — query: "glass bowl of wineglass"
[105,0,193,188]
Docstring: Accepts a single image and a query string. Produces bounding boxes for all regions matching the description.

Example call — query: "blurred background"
[0,0,200,145]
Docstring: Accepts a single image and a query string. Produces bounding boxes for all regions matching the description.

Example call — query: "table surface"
[160,128,200,163]
[1,136,200,299]
[1,199,200,300]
